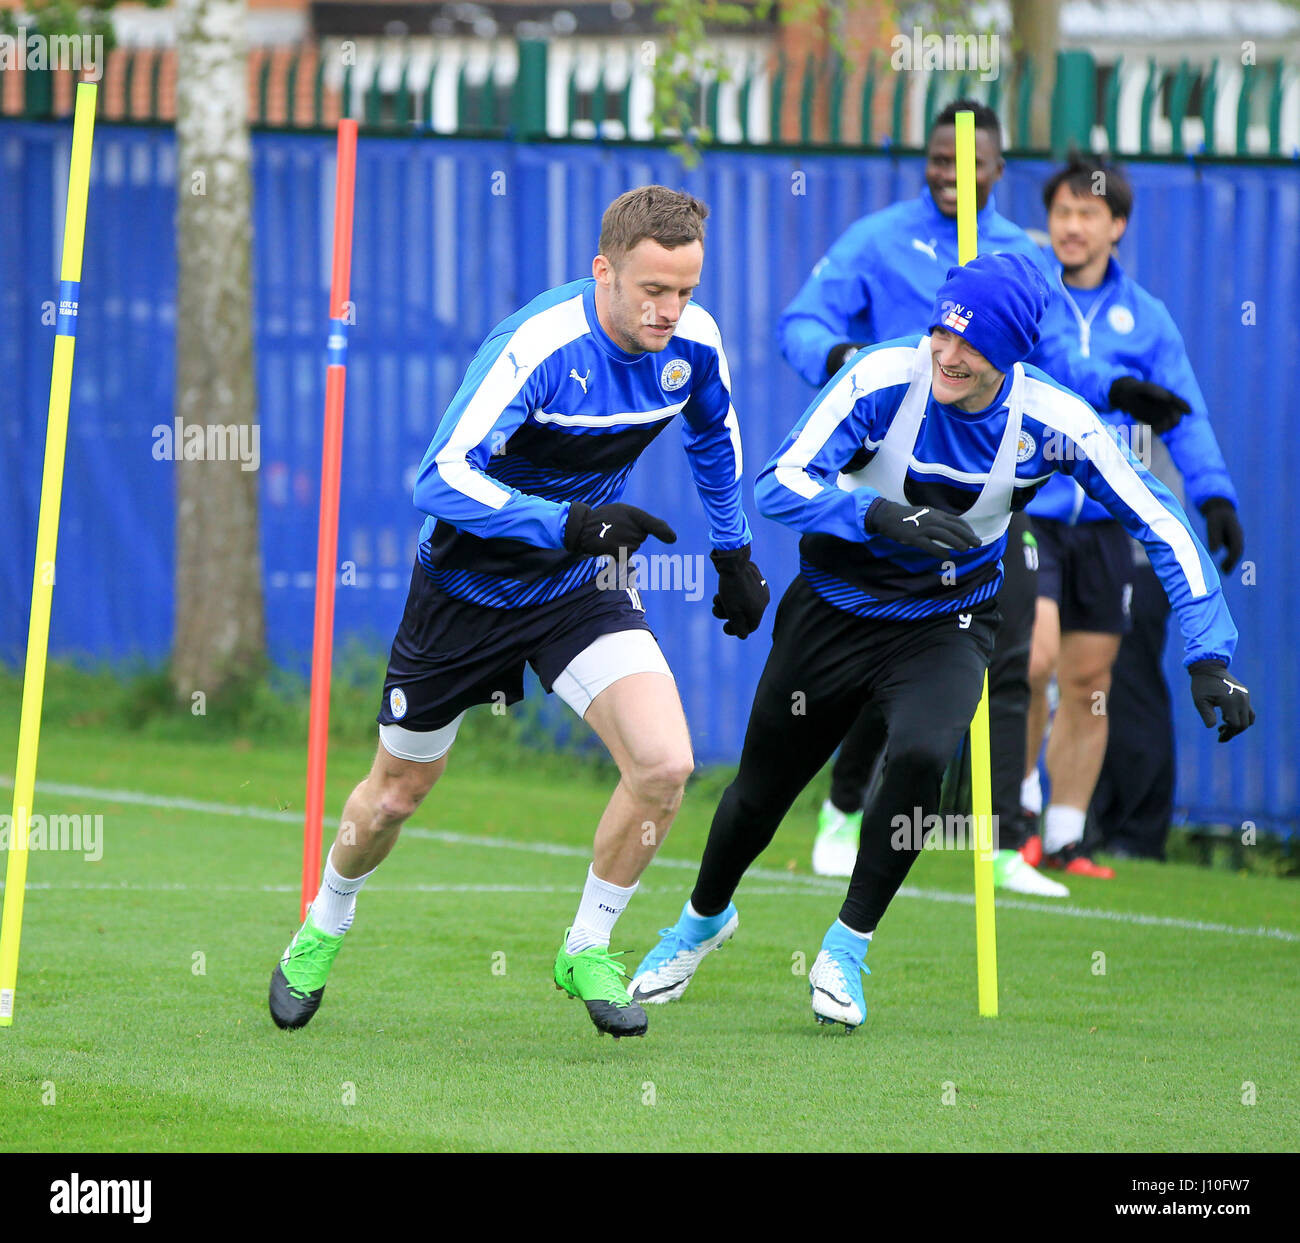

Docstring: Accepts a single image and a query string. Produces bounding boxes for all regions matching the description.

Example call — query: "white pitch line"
[884,883,1300,943]
[401,825,840,890]
[2,775,1297,943]
[0,775,840,891]
[11,882,573,894]
[0,777,305,824]
[4,881,838,898]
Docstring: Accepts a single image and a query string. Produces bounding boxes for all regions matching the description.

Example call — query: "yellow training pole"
[955,112,978,267]
[0,82,98,1027]
[954,108,998,1018]
[969,670,999,1018]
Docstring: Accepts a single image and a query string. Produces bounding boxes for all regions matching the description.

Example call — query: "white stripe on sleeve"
[434,294,589,510]
[676,303,742,481]
[773,345,915,502]
[1026,379,1210,597]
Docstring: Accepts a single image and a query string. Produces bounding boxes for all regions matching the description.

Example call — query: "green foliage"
[1167,825,1300,878]
[649,0,825,164]
[0,0,166,51]
[647,1,1007,164]
[649,0,755,160]
[1,657,616,785]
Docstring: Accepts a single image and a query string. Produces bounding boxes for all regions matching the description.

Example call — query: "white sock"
[309,848,376,937]
[1021,770,1043,816]
[1043,805,1086,855]
[566,865,637,954]
[836,919,872,942]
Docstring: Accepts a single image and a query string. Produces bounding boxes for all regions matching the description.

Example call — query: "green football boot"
[812,799,862,877]
[554,931,648,1038]
[269,915,344,1030]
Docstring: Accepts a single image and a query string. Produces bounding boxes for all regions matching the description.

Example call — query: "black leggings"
[1088,559,1173,858]
[692,575,997,933]
[829,511,1037,848]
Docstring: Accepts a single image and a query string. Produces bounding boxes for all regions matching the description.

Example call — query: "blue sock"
[682,899,733,937]
[826,919,872,964]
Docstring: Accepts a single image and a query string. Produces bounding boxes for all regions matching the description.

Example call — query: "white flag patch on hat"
[943,304,973,334]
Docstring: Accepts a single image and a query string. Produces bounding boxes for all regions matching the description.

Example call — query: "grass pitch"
[0,674,1296,1152]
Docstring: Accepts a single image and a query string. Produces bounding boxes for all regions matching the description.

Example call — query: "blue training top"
[412,278,753,608]
[777,188,1056,387]
[1027,253,1238,525]
[758,335,1238,667]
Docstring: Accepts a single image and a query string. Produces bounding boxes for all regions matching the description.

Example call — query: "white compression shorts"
[378,628,673,764]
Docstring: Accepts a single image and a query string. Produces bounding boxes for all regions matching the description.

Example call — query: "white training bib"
[839,339,1022,546]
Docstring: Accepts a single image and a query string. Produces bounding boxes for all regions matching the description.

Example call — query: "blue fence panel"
[2,123,177,667]
[999,159,1300,829]
[1,121,1296,832]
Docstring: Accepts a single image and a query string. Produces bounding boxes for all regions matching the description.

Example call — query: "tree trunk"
[1011,0,1061,149]
[171,0,265,703]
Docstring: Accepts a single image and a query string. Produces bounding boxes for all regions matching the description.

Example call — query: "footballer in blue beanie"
[928,252,1051,410]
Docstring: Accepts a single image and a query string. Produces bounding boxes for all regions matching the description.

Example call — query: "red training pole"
[301,119,358,922]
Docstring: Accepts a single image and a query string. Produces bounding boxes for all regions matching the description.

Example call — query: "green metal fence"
[3,40,1297,157]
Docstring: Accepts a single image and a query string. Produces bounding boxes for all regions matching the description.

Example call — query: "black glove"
[864,497,980,558]
[1108,377,1190,434]
[1199,497,1244,574]
[710,545,770,639]
[563,502,676,557]
[825,342,867,381]
[1188,660,1255,743]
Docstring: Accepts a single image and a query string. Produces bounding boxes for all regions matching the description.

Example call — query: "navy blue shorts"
[1031,518,1133,635]
[377,564,652,732]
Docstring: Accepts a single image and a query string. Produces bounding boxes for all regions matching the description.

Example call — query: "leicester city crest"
[660,358,691,391]
[1107,305,1135,335]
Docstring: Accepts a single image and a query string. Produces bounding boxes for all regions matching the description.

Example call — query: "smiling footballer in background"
[268,185,770,1039]
[1021,154,1245,872]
